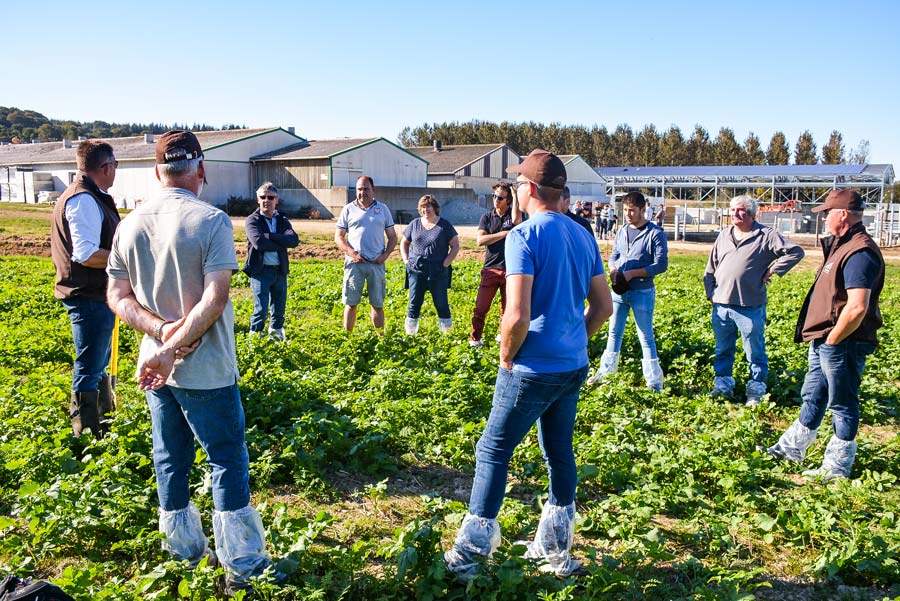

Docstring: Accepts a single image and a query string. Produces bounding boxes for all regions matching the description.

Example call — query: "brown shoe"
[70,390,102,438]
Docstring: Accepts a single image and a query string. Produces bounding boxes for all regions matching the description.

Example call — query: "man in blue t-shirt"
[445,150,613,580]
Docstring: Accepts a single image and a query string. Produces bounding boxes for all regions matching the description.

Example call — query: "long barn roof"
[0,128,287,165]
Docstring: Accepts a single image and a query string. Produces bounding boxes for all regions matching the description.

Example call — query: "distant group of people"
[49,135,885,588]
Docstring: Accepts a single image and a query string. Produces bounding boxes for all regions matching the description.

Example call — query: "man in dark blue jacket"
[243,183,299,340]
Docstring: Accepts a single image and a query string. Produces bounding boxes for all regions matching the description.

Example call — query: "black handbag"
[0,574,76,601]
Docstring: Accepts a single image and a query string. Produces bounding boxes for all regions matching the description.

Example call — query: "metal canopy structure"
[595,164,894,207]
[594,164,898,246]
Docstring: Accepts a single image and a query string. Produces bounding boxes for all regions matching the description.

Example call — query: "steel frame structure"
[596,164,899,245]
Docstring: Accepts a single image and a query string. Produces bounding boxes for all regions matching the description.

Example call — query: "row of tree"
[398,121,872,167]
[0,107,246,145]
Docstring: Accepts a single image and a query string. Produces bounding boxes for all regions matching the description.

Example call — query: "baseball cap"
[811,189,865,212]
[156,130,204,164]
[506,149,567,189]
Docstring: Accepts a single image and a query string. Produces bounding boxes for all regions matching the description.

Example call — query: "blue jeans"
[605,287,658,359]
[249,267,287,331]
[407,266,450,319]
[61,298,116,392]
[469,365,589,519]
[799,338,874,440]
[146,384,250,512]
[712,303,768,385]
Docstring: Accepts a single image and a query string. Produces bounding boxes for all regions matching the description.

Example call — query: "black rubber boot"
[70,390,102,438]
[98,375,116,436]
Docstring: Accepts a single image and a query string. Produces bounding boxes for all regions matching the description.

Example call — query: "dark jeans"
[470,268,506,341]
[61,298,115,392]
[406,265,450,319]
[249,267,287,331]
[799,338,874,440]
[469,365,589,519]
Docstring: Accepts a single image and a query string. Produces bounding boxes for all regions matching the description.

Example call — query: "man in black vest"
[768,189,884,479]
[50,140,121,438]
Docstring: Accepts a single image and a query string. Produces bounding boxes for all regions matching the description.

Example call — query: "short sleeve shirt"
[844,249,881,289]
[479,209,516,269]
[107,188,239,389]
[403,217,458,265]
[505,211,605,374]
[336,199,395,263]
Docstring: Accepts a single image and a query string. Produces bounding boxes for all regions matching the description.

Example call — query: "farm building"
[0,127,306,208]
[559,154,607,202]
[251,137,428,217]
[407,142,521,194]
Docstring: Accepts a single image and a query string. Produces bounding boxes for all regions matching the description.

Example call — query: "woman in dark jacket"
[243,182,299,340]
[399,195,460,335]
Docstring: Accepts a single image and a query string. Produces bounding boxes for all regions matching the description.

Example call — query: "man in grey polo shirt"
[704,195,804,406]
[107,130,280,593]
[334,175,398,332]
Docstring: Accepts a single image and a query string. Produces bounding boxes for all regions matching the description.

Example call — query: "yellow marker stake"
[110,316,120,390]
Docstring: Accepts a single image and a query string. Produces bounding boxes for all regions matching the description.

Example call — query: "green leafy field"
[0,255,898,600]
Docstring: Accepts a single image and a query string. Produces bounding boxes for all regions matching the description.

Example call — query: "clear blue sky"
[3,0,898,175]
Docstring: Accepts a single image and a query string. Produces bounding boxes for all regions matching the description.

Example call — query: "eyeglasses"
[103,160,119,169]
[258,195,277,200]
[512,180,531,191]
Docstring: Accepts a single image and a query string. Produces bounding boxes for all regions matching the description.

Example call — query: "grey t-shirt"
[336,199,395,263]
[107,188,240,389]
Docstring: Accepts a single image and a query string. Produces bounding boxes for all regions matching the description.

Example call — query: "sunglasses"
[103,160,119,169]
[258,195,277,200]
[492,194,508,201]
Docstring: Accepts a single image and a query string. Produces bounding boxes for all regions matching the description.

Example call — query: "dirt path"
[4,207,900,263]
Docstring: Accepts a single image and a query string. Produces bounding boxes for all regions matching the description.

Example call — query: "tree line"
[398,120,872,167]
[0,107,246,145]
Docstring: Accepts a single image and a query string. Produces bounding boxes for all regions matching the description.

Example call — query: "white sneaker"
[268,328,286,341]
[404,317,419,336]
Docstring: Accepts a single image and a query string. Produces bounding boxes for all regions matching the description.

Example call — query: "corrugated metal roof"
[0,128,282,165]
[407,143,512,175]
[254,137,377,160]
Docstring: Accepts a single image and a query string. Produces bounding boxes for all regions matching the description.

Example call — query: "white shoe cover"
[518,502,581,576]
[444,513,501,582]
[767,419,818,463]
[438,318,453,334]
[159,502,208,565]
[803,436,857,480]
[587,350,620,385]
[212,505,272,584]
[642,358,664,392]
[268,328,286,341]
[404,317,419,335]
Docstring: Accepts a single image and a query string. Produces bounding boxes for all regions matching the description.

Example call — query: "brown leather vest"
[795,221,884,345]
[50,175,121,301]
